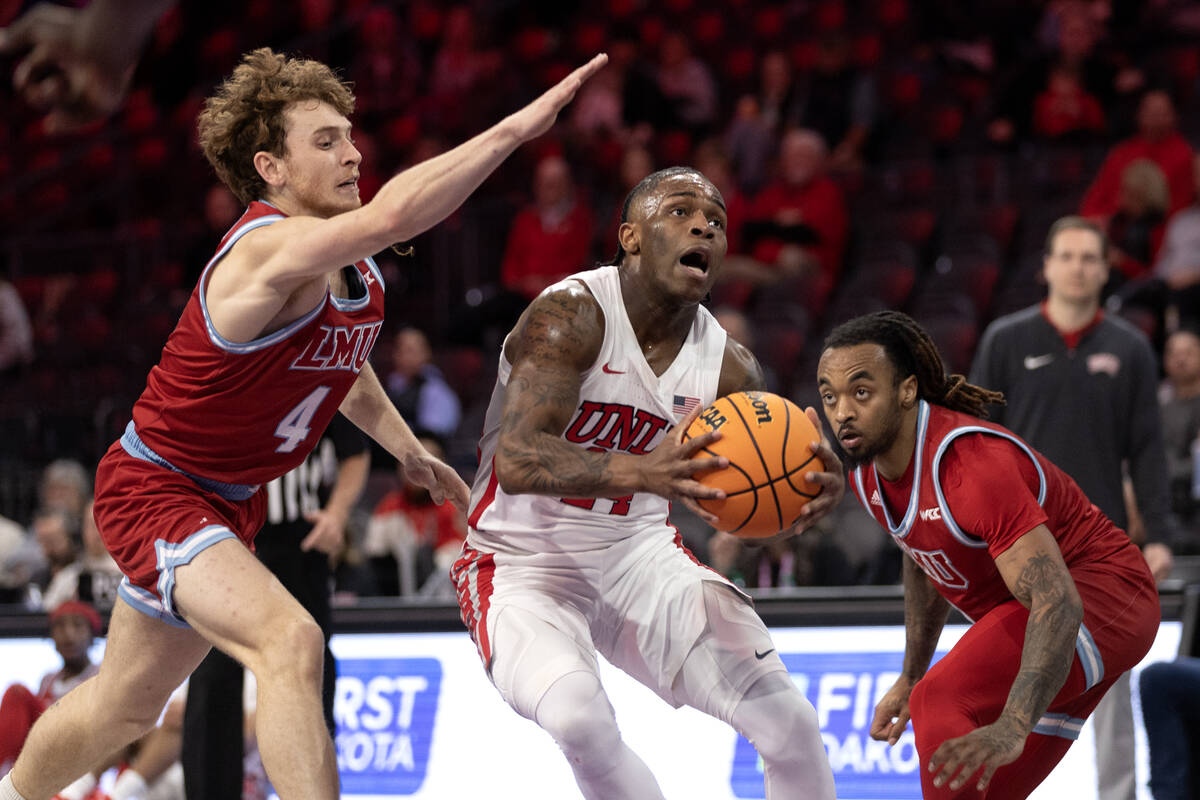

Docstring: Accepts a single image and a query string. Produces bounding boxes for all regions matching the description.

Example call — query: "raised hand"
[506,53,608,143]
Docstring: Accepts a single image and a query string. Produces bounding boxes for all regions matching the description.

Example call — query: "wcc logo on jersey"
[334,657,441,794]
[730,651,943,799]
[291,321,383,374]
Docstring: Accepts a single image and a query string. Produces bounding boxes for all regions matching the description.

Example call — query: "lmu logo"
[919,507,942,522]
[894,540,969,590]
[291,322,383,374]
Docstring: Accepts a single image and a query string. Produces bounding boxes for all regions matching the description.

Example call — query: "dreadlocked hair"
[605,166,709,266]
[823,311,1005,418]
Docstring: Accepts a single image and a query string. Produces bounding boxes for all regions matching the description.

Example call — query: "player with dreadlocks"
[817,311,1158,798]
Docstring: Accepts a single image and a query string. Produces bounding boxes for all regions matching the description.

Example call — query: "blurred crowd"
[2,0,1200,603]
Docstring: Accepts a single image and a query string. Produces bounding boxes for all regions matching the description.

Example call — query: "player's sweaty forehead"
[629,172,725,223]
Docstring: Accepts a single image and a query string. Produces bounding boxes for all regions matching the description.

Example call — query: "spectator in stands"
[731,128,848,313]
[1032,66,1108,140]
[384,327,461,446]
[1153,155,1200,319]
[713,306,776,392]
[725,51,794,194]
[1106,158,1170,283]
[1081,89,1195,219]
[428,6,503,135]
[793,35,878,171]
[28,508,79,607]
[653,31,718,136]
[1138,657,1200,800]
[971,215,1174,800]
[500,154,595,302]
[363,436,465,597]
[0,274,33,376]
[0,601,100,775]
[1160,326,1200,555]
[0,515,27,605]
[37,460,90,528]
[41,501,123,613]
[347,5,423,121]
[988,6,1138,145]
[451,154,595,351]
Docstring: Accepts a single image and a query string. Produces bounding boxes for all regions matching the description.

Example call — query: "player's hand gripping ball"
[684,391,824,538]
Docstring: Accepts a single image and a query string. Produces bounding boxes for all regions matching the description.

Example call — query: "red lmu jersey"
[129,201,384,486]
[851,400,1135,622]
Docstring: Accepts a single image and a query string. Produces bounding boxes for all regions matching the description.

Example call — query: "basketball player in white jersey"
[453,167,842,798]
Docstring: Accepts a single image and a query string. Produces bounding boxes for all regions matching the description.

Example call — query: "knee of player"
[250,614,325,683]
[747,692,821,762]
[537,691,618,753]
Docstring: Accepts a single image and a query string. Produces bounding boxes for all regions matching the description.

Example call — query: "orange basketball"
[683,391,824,538]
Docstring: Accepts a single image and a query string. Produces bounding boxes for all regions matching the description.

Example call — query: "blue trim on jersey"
[198,214,332,354]
[154,525,238,621]
[930,425,1047,550]
[117,578,192,629]
[120,421,259,501]
[852,467,871,510]
[870,399,931,538]
[329,255,385,312]
[1032,712,1085,740]
[1075,622,1104,690]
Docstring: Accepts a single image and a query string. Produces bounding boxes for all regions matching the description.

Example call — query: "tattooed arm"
[993,526,1084,734]
[927,525,1083,792]
[493,283,726,508]
[871,554,951,745]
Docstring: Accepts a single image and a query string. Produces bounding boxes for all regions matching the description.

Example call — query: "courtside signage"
[334,657,441,794]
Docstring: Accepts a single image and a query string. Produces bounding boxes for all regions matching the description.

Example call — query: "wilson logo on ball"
[684,391,823,538]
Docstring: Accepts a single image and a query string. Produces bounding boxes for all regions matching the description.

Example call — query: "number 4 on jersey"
[274,385,331,453]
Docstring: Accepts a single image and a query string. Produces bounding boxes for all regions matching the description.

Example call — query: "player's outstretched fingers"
[678,494,720,524]
[0,3,74,56]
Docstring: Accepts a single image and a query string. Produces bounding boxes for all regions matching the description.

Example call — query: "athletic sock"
[109,769,148,800]
[55,773,97,800]
[0,774,30,800]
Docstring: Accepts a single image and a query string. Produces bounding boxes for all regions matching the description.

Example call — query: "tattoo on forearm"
[497,286,618,496]
[1004,553,1082,729]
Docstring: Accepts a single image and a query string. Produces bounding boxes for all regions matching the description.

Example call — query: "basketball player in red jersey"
[453,167,843,798]
[0,48,608,800]
[816,311,1159,798]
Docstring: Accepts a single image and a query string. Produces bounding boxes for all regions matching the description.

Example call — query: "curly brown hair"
[198,48,355,206]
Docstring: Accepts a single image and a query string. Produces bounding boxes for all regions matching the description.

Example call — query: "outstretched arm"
[236,55,609,292]
[870,554,951,745]
[927,525,1083,793]
[494,283,727,517]
[339,362,469,511]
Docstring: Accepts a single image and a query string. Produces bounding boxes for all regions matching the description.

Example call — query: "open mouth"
[838,429,863,449]
[679,247,710,273]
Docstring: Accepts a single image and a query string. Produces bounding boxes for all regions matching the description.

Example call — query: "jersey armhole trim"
[931,427,1047,549]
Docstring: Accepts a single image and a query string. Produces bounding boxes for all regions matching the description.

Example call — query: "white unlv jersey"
[466,265,728,554]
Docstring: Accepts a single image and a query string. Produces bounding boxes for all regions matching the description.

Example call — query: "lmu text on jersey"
[291,321,384,374]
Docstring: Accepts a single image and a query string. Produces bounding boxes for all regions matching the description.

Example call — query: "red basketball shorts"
[92,440,266,628]
[907,548,1159,799]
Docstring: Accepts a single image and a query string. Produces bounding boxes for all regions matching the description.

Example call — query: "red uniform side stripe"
[467,459,500,529]
[474,551,496,665]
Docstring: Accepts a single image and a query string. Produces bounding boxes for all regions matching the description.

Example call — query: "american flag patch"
[673,395,701,416]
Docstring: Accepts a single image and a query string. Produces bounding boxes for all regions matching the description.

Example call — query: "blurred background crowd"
[2,0,1200,610]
